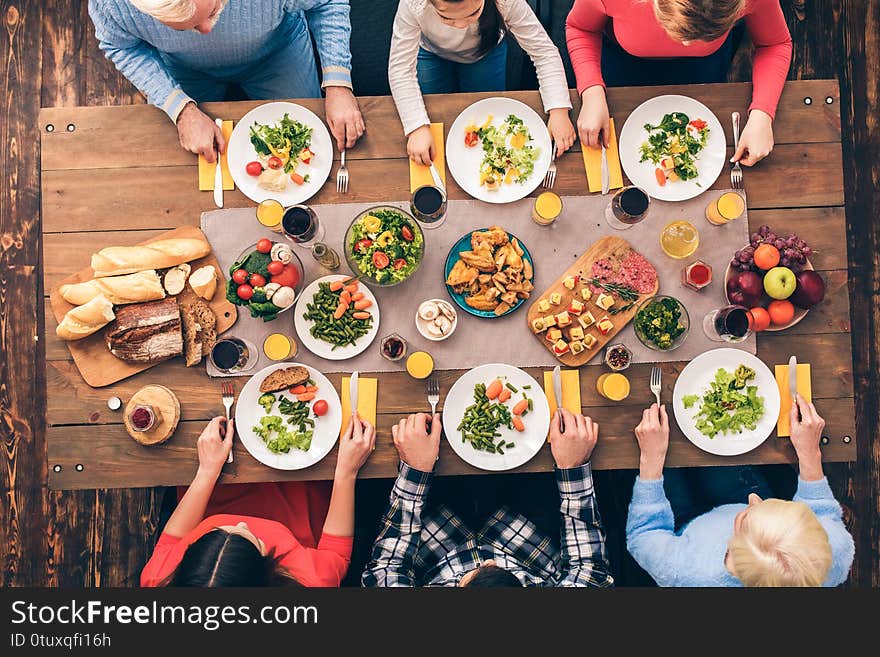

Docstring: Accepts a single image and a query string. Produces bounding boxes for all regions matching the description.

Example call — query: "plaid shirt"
[362,462,614,587]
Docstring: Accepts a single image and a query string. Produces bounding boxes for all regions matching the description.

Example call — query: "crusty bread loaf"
[259,366,310,393]
[180,300,217,366]
[105,298,183,364]
[188,265,218,300]
[58,270,165,306]
[56,294,116,341]
[190,300,217,357]
[91,238,211,278]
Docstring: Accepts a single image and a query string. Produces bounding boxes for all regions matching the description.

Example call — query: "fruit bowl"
[633,295,690,351]
[724,253,814,332]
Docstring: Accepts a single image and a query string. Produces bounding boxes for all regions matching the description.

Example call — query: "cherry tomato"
[256,238,273,254]
[312,399,328,417]
[232,269,249,285]
[270,264,300,289]
[245,161,262,176]
[464,131,478,147]
[401,225,414,242]
[372,251,390,270]
[267,261,284,276]
[249,273,267,287]
[689,118,708,130]
[267,156,283,170]
[236,284,254,301]
[355,238,373,253]
[393,258,407,270]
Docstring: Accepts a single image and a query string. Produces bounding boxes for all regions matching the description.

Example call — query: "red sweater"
[565,0,792,118]
[141,481,352,587]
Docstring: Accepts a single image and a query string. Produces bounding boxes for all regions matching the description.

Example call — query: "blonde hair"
[652,0,745,42]
[727,499,833,587]
[128,0,197,23]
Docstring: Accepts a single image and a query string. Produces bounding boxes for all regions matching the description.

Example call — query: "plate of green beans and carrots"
[294,274,380,360]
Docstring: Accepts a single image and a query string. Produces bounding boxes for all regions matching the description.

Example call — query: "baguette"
[56,294,116,341]
[58,270,165,306]
[91,238,211,277]
[189,265,218,300]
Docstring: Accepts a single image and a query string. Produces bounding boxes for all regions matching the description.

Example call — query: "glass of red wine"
[282,204,325,247]
[606,186,650,231]
[702,305,753,343]
[410,185,447,229]
[210,337,256,374]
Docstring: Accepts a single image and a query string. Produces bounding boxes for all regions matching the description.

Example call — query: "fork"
[221,381,235,463]
[427,376,440,416]
[336,148,349,194]
[730,112,743,189]
[542,139,557,189]
[650,366,662,407]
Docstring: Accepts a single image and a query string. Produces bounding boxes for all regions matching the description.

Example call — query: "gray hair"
[128,0,197,22]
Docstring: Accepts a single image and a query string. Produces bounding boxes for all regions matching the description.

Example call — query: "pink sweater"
[565,0,792,118]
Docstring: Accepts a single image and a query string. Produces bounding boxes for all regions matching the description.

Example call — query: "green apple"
[763,266,797,300]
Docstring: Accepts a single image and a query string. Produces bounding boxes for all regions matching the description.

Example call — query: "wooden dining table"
[39,79,855,490]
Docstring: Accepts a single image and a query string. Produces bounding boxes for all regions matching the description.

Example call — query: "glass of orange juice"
[705,191,745,225]
[256,199,284,232]
[660,220,700,259]
[406,351,434,379]
[263,333,296,361]
[532,191,563,226]
[596,373,630,401]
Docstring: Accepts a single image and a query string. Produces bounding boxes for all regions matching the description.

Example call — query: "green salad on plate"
[682,365,765,439]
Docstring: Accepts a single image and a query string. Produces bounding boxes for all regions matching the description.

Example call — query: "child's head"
[430,1,503,55]
[167,523,299,586]
[459,560,523,587]
[726,494,833,587]
[652,0,745,44]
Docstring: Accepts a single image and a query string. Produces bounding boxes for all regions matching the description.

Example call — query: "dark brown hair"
[439,0,504,57]
[653,0,745,42]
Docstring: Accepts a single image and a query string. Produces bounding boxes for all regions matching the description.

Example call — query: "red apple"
[727,270,764,307]
[789,270,826,309]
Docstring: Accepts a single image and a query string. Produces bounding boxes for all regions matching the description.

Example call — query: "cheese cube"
[567,299,584,315]
[553,339,570,355]
[580,287,592,301]
[546,328,562,343]
[555,311,572,327]
[578,311,596,329]
[532,318,546,333]
[597,316,614,336]
[570,340,585,355]
[537,299,551,313]
[543,314,556,328]
[563,275,578,290]
[549,292,562,305]
[595,293,615,310]
[583,334,598,349]
[569,326,585,341]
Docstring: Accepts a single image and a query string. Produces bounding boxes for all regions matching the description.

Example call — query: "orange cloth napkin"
[409,123,446,192]
[775,363,812,437]
[582,117,624,193]
[543,369,582,440]
[198,119,234,190]
[340,376,378,437]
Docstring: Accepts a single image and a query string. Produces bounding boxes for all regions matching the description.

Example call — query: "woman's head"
[168,522,298,587]
[652,0,745,44]
[725,494,833,587]
[128,0,225,33]
[430,1,502,56]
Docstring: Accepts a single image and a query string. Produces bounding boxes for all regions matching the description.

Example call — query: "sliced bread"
[259,366,310,393]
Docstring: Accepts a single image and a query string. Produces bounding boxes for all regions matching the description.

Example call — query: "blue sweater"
[626,476,855,587]
[88,0,353,121]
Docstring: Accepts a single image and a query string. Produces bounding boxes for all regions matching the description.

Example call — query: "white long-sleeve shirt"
[388,0,572,135]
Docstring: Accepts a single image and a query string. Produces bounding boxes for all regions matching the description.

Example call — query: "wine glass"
[702,305,753,343]
[605,186,650,230]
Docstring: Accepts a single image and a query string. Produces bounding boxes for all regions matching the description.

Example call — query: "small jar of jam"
[129,404,157,432]
[682,260,713,291]
[380,333,407,362]
[604,343,632,371]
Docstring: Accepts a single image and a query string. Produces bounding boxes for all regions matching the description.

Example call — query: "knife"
[349,371,359,419]
[429,162,446,195]
[552,365,564,432]
[601,145,610,195]
[213,118,224,208]
[788,356,798,416]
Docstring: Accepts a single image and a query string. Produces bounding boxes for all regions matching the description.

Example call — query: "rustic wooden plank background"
[1,0,877,587]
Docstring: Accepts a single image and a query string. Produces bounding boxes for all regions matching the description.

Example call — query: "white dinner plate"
[442,363,550,471]
[235,362,342,470]
[294,274,380,360]
[227,101,333,205]
[446,97,552,204]
[672,348,781,456]
[618,94,725,202]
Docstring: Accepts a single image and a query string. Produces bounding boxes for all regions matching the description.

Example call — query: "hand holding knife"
[213,117,224,208]
[601,145,610,195]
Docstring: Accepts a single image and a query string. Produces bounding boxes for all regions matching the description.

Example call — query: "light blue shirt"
[88,0,353,121]
[626,476,855,587]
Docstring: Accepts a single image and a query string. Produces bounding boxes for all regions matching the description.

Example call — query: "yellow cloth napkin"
[198,119,234,190]
[409,123,446,192]
[582,117,624,193]
[340,376,378,437]
[775,363,812,437]
[543,369,582,440]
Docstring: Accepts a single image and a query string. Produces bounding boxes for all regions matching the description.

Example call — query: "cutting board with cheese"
[49,225,237,387]
[526,236,659,366]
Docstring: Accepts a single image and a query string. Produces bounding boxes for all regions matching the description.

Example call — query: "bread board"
[49,225,237,387]
[123,385,180,445]
[526,236,659,366]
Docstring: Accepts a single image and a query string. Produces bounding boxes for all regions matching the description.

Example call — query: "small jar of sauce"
[682,260,713,291]
[381,333,407,362]
[129,404,157,432]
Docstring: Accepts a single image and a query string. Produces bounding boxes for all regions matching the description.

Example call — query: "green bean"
[505,382,519,393]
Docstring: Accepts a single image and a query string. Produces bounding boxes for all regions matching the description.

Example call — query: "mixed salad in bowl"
[345,207,424,286]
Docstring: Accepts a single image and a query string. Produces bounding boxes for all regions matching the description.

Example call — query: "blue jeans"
[417,40,508,94]
[165,18,321,101]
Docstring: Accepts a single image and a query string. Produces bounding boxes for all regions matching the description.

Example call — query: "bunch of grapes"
[730,225,813,272]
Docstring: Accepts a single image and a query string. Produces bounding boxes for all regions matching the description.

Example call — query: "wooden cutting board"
[49,225,237,387]
[526,236,659,366]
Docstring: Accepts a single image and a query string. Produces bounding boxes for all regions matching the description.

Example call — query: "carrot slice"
[329,280,345,292]
[344,283,359,294]
[498,388,511,403]
[354,299,372,310]
[351,292,365,302]
[485,379,503,400]
[352,311,371,320]
[512,399,528,416]
[306,385,318,392]
[297,392,316,402]
[289,385,307,394]
[512,417,525,432]
[333,303,348,319]
[340,290,351,304]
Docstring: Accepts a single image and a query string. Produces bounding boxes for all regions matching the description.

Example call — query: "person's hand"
[577,85,610,149]
[325,86,365,151]
[634,404,669,480]
[196,416,232,479]
[336,412,376,479]
[549,409,599,469]
[176,102,225,163]
[406,125,435,166]
[547,108,576,157]
[731,109,774,166]
[392,412,441,472]
[789,394,825,481]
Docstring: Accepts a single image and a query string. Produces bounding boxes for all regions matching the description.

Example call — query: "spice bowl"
[604,343,632,371]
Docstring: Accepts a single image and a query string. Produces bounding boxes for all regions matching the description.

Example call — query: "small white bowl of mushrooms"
[415,299,457,341]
